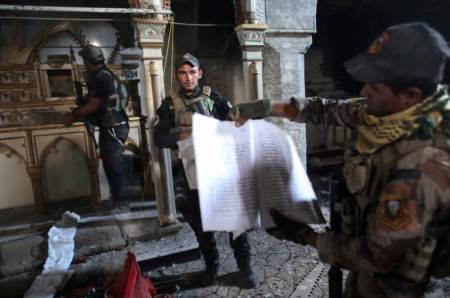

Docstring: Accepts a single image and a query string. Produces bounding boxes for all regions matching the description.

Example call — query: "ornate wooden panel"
[0,65,40,104]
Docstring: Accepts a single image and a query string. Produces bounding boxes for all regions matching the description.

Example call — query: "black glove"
[266,208,312,245]
[230,99,272,120]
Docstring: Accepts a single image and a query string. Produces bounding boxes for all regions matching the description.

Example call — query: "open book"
[192,114,325,232]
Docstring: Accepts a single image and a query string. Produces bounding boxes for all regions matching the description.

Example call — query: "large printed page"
[193,114,324,232]
[252,120,325,226]
[193,114,260,232]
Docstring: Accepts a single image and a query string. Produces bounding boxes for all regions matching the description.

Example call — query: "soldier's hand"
[229,99,272,127]
[266,208,312,245]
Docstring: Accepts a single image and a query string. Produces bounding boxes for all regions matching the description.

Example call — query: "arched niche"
[0,143,34,209]
[41,137,92,202]
[25,22,86,64]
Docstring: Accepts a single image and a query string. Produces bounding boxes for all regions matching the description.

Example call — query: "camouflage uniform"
[294,87,450,297]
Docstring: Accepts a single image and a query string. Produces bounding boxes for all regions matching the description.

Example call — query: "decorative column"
[131,0,180,232]
[235,24,268,100]
[234,0,268,101]
[263,0,317,165]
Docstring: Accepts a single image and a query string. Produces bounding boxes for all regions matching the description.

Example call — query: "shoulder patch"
[376,181,420,237]
[379,193,410,230]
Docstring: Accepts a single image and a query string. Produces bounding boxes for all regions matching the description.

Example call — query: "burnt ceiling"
[315,0,450,93]
[1,0,448,85]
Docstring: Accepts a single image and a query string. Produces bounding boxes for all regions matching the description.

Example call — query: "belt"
[108,127,125,146]
[113,121,127,126]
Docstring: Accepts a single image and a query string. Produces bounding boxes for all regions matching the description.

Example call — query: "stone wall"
[265,0,316,32]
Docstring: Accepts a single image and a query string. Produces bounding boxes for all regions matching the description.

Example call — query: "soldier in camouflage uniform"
[231,22,450,297]
[154,53,256,288]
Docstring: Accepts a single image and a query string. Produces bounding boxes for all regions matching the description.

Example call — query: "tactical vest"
[94,69,128,128]
[170,86,213,130]
[107,70,129,112]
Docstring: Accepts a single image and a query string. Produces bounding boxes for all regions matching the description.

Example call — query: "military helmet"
[79,44,105,64]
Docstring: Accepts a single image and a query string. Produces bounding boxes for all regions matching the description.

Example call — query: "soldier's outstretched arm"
[231,97,365,129]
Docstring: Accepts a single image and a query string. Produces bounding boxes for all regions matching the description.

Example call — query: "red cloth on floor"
[108,252,157,298]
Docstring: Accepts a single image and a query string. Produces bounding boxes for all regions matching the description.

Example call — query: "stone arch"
[39,136,87,164]
[0,142,27,163]
[20,22,87,64]
[0,143,33,209]
[40,137,92,202]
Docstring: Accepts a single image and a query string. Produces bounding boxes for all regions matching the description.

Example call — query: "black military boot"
[196,231,219,285]
[202,264,218,281]
[239,266,257,289]
[231,233,256,288]
[196,263,218,286]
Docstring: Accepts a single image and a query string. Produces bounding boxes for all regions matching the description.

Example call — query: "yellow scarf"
[355,85,450,155]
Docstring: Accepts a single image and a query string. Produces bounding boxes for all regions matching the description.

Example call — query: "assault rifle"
[74,80,85,106]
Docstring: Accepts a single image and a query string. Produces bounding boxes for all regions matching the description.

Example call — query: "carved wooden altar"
[0,22,142,212]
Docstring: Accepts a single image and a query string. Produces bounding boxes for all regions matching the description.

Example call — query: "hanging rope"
[170,17,175,93]
[0,16,235,27]
[163,16,174,75]
[163,16,176,93]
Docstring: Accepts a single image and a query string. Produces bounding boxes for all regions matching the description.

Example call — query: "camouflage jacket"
[295,88,450,298]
